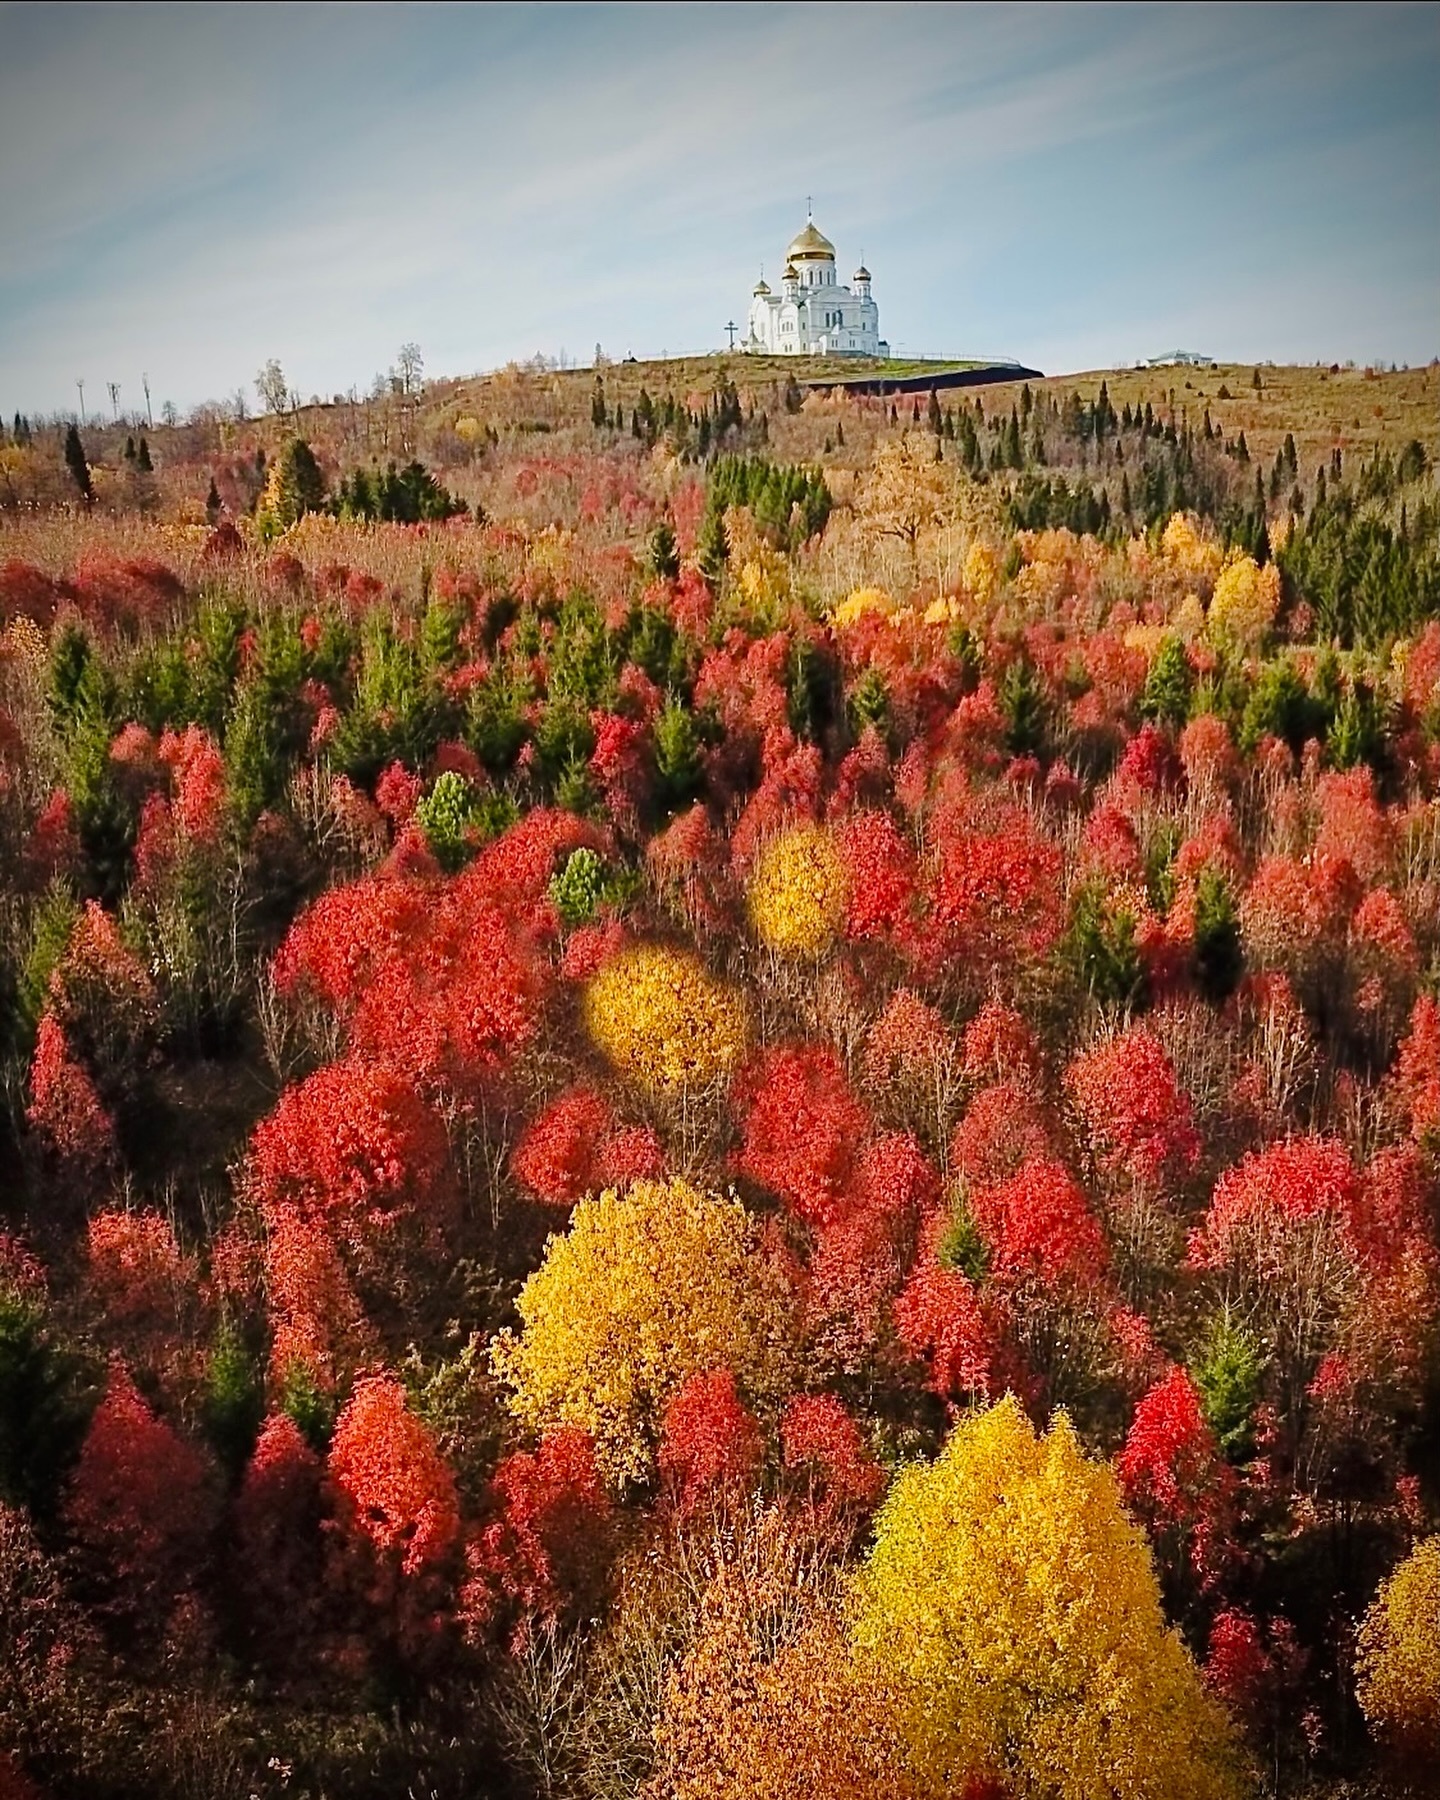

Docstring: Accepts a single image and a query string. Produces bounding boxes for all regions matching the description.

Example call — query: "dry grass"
[974,361,1440,478]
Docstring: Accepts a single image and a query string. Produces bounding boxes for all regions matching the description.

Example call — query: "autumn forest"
[0,348,1438,1800]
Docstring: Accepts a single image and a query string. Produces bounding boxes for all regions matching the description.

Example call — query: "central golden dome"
[786,220,835,261]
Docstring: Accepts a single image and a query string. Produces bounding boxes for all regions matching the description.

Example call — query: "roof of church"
[853,264,871,281]
[753,277,771,295]
[787,220,836,261]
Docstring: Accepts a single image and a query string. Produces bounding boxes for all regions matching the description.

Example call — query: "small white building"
[744,217,887,357]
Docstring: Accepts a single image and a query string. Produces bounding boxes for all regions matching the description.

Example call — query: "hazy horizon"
[2,0,1436,418]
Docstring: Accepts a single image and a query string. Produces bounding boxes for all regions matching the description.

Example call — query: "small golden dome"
[787,220,836,261]
[753,277,771,295]
[853,264,871,282]
[783,263,800,282]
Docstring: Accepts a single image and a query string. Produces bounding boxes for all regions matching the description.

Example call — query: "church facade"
[744,218,887,358]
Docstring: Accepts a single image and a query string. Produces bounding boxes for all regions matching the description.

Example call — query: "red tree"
[734,1045,870,1229]
[65,1362,215,1627]
[232,1412,326,1664]
[658,1369,765,1515]
[780,1393,885,1514]
[461,1427,613,1649]
[1065,1028,1200,1188]
[247,1058,454,1247]
[969,1157,1108,1289]
[25,1012,117,1185]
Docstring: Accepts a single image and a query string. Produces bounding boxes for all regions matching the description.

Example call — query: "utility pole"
[107,381,121,421]
[725,320,738,351]
[142,372,153,429]
[76,378,86,425]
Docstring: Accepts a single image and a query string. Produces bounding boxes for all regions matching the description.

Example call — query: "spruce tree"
[276,437,324,524]
[136,437,153,473]
[927,389,942,435]
[63,424,92,504]
[123,435,136,463]
[205,477,222,524]
[647,520,680,582]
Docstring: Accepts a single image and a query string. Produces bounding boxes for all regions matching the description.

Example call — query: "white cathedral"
[743,216,887,358]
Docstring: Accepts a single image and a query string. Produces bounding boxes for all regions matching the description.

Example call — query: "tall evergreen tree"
[63,424,92,504]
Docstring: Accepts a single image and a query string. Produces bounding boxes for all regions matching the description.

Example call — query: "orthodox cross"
[725,320,738,350]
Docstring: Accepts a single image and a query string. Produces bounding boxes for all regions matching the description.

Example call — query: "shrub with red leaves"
[0,558,60,627]
[511,1088,615,1206]
[157,724,226,843]
[961,1000,1044,1089]
[1188,1136,1362,1274]
[461,1427,613,1649]
[1241,852,1359,988]
[247,1058,454,1246]
[1393,994,1440,1144]
[85,1208,188,1331]
[657,1369,764,1515]
[894,1213,995,1401]
[374,760,423,828]
[262,1203,374,1392]
[1065,1028,1200,1188]
[1204,1607,1306,1756]
[950,1083,1054,1188]
[924,818,1063,976]
[835,809,916,943]
[780,1392,885,1512]
[328,1373,459,1585]
[1315,767,1393,886]
[272,844,550,1092]
[734,1045,870,1229]
[969,1156,1107,1288]
[232,1412,326,1661]
[1117,1366,1233,1587]
[65,1362,215,1626]
[25,790,80,885]
[25,1013,117,1186]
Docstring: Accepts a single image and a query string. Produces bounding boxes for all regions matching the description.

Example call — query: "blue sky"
[1,1,1436,416]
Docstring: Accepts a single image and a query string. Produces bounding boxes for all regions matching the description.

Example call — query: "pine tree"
[136,436,153,473]
[63,424,93,504]
[123,434,136,463]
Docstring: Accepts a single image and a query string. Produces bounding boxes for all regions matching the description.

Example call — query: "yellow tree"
[858,434,953,557]
[1207,552,1280,653]
[747,825,848,958]
[851,1396,1243,1800]
[582,944,748,1095]
[491,1178,794,1484]
[1356,1534,1440,1784]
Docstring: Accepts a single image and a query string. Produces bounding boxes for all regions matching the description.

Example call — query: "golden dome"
[787,220,836,261]
[753,277,771,295]
[783,263,800,282]
[853,264,871,282]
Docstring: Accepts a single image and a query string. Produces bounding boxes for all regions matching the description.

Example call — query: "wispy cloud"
[1,1,1435,413]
